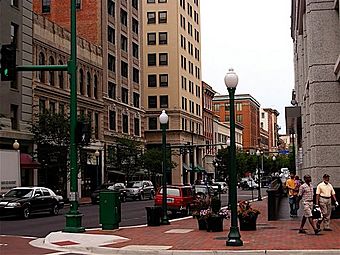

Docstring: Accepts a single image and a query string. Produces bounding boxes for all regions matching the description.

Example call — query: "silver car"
[125,181,154,200]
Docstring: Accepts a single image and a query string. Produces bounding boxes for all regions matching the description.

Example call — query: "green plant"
[191,197,210,218]
[237,200,260,219]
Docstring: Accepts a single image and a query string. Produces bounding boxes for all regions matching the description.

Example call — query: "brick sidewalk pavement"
[85,198,340,251]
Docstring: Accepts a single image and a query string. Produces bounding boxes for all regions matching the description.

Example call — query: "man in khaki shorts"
[316,174,339,231]
[297,175,320,234]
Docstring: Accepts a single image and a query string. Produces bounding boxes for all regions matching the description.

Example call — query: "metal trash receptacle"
[100,190,121,230]
[145,206,162,226]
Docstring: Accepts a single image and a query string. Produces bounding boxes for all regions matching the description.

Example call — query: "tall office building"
[290,0,340,189]
[142,0,203,185]
[0,0,33,150]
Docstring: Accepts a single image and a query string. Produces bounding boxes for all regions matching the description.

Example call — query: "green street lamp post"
[159,110,170,225]
[225,68,243,246]
[256,150,263,201]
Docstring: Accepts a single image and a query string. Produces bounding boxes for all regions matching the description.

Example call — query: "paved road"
[0,188,266,238]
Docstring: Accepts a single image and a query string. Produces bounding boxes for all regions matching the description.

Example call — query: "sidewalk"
[29,197,340,254]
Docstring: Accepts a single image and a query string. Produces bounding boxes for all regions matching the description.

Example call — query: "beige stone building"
[32,14,104,197]
[142,0,203,185]
[290,0,340,189]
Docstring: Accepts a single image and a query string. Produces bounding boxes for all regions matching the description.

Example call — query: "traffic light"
[76,121,91,145]
[1,44,16,81]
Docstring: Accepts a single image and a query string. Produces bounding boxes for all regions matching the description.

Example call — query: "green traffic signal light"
[4,68,9,77]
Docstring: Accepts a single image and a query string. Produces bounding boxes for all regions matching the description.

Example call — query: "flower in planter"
[218,208,230,219]
[191,197,210,218]
[237,200,260,219]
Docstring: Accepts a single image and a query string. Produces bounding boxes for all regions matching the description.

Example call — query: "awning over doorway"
[20,153,40,169]
[193,164,206,173]
[182,163,192,171]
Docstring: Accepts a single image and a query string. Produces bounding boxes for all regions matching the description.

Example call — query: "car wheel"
[183,205,190,216]
[22,207,30,219]
[139,193,144,200]
[50,204,59,216]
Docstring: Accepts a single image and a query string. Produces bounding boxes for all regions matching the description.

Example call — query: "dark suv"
[90,183,127,204]
[125,180,154,200]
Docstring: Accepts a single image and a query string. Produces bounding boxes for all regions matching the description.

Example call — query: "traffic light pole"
[14,0,84,232]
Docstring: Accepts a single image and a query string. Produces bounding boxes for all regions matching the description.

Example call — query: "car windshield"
[5,188,34,198]
[159,188,180,196]
[127,181,142,188]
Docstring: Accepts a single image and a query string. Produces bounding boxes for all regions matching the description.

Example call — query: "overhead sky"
[200,0,293,134]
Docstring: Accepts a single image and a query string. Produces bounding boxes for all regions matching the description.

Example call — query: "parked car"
[154,185,193,216]
[0,187,64,219]
[192,184,214,199]
[90,183,127,204]
[239,178,258,190]
[125,180,154,200]
[211,182,228,193]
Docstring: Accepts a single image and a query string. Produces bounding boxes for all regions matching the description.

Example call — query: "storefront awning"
[193,164,206,173]
[20,153,40,169]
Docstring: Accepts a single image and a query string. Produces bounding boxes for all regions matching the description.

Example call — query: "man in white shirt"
[316,174,338,231]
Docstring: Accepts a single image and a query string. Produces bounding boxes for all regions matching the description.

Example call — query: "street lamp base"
[161,217,170,225]
[64,212,85,233]
[226,226,243,246]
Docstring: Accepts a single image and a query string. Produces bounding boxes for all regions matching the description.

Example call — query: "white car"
[211,182,228,193]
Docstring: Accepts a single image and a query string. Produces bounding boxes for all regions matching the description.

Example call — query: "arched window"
[58,60,64,89]
[38,52,45,82]
[48,56,55,86]
[94,74,98,99]
[79,68,84,94]
[87,71,91,97]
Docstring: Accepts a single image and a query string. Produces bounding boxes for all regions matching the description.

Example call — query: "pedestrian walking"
[297,175,320,235]
[286,173,298,217]
[316,174,339,231]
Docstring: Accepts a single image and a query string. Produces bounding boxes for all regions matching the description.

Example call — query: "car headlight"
[6,202,21,207]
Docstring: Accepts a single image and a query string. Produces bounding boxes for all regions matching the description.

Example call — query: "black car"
[0,187,64,219]
[90,183,127,204]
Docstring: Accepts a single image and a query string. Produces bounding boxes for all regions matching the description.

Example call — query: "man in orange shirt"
[286,173,298,217]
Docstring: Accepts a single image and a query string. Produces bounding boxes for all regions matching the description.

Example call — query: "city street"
[0,188,265,238]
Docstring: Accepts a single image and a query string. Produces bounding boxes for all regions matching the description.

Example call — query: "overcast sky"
[200,0,293,134]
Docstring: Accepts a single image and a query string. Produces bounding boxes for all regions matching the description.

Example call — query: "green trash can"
[99,190,121,230]
[146,206,162,226]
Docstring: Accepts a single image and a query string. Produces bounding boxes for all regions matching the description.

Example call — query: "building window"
[58,60,64,89]
[132,18,139,34]
[148,74,157,87]
[87,72,91,97]
[236,114,243,123]
[42,0,51,13]
[147,12,156,24]
[132,43,139,58]
[120,9,127,26]
[94,75,98,99]
[49,102,56,113]
[133,68,139,83]
[133,92,140,108]
[160,95,168,108]
[10,104,18,130]
[108,26,115,44]
[76,0,81,9]
[59,104,65,114]
[236,103,242,111]
[148,53,156,66]
[149,117,157,130]
[38,53,45,82]
[108,54,115,72]
[108,0,115,16]
[134,118,140,136]
[158,11,167,23]
[147,0,155,3]
[122,114,129,133]
[132,0,138,10]
[159,32,167,44]
[39,99,46,114]
[48,56,55,86]
[148,96,157,108]
[121,87,129,104]
[94,113,99,139]
[108,82,116,99]
[159,53,168,66]
[121,61,128,78]
[261,122,264,129]
[109,110,116,131]
[11,0,19,7]
[121,35,128,52]
[159,74,168,87]
[159,0,167,2]
[79,68,84,94]
[147,33,156,45]
[261,112,265,118]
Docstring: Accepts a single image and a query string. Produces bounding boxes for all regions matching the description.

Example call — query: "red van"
[154,185,193,216]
